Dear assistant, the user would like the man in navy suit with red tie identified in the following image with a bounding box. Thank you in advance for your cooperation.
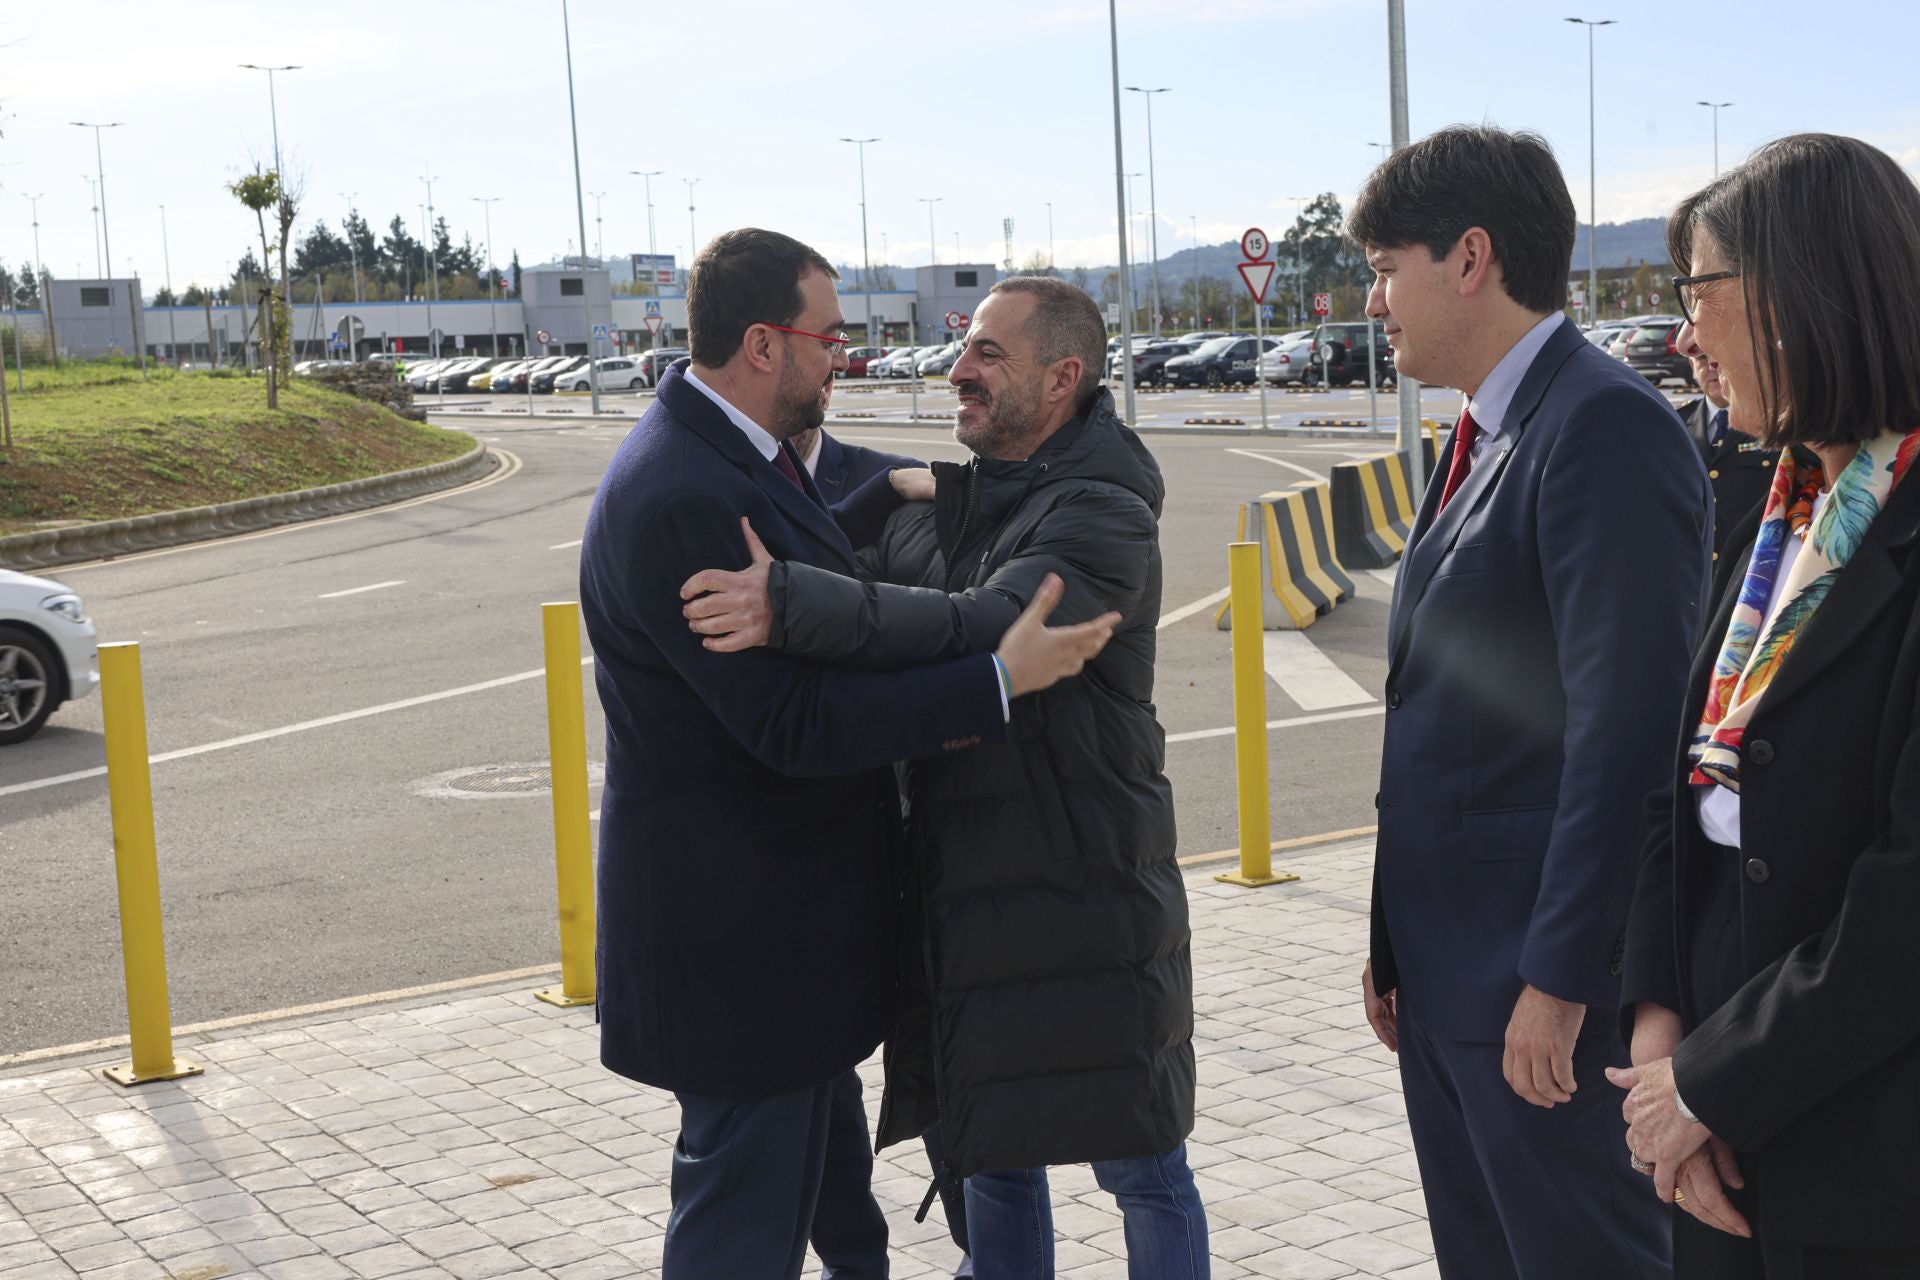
[1350,128,1710,1278]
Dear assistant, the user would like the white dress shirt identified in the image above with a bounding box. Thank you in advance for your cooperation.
[683,364,779,461]
[1463,312,1565,461]
[1694,489,1833,848]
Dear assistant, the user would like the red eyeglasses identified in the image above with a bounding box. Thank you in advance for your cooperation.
[762,322,851,350]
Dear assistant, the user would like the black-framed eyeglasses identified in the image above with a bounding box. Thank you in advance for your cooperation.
[1671,271,1740,324]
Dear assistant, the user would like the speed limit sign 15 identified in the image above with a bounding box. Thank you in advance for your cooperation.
[1240,227,1269,260]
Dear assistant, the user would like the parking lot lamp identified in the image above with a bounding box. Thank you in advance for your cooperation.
[1566,17,1615,330]
[1697,100,1732,176]
[841,138,879,345]
[473,197,501,357]
[1125,86,1169,337]
[628,171,663,295]
[341,192,362,306]
[159,205,177,363]
[1105,0,1135,427]
[559,0,600,414]
[684,178,701,265]
[72,123,122,347]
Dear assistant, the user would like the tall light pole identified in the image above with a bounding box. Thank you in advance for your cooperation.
[1125,86,1169,337]
[159,205,178,362]
[1284,193,1310,327]
[82,175,103,277]
[1697,100,1733,176]
[239,64,300,373]
[629,170,662,295]
[420,174,442,355]
[1123,172,1142,322]
[1045,201,1055,270]
[590,190,606,261]
[1566,17,1615,327]
[473,197,501,357]
[1106,0,1136,425]
[23,194,45,284]
[841,138,879,345]
[559,0,600,415]
[684,177,701,263]
[340,192,363,306]
[72,123,123,350]
[1367,141,1390,164]
[1390,0,1423,499]
[918,197,942,343]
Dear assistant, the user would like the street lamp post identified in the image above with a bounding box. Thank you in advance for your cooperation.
[1566,17,1616,327]
[340,192,363,307]
[917,197,942,344]
[684,178,701,263]
[1045,201,1054,270]
[590,190,606,262]
[72,122,123,350]
[840,138,879,345]
[1697,100,1733,176]
[159,205,178,363]
[83,176,102,278]
[473,197,501,357]
[1104,0,1136,426]
[1125,86,1169,337]
[629,170,663,297]
[1123,173,1142,325]
[559,0,601,415]
[420,175,443,357]
[240,64,300,377]
[1390,0,1422,499]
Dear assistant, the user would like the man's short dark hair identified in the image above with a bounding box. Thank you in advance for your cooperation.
[986,276,1107,410]
[1674,133,1920,448]
[1348,126,1576,313]
[686,228,837,366]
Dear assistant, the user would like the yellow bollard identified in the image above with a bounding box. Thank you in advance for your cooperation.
[534,602,598,1008]
[97,643,203,1087]
[1216,544,1299,890]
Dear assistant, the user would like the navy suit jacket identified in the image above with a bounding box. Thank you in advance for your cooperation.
[812,430,922,509]
[1370,316,1711,1042]
[579,364,1005,1098]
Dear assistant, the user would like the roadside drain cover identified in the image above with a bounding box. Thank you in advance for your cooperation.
[412,762,605,800]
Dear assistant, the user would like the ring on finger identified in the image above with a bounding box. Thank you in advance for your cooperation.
[1629,1156,1651,1175]
[1673,1189,1687,1205]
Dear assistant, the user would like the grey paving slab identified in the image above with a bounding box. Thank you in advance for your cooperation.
[1,842,1437,1277]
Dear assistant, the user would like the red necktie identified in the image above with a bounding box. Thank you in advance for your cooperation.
[772,442,807,492]
[1438,407,1479,512]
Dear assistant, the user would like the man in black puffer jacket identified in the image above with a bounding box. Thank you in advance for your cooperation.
[682,277,1204,1278]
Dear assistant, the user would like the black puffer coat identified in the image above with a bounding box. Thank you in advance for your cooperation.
[766,389,1193,1179]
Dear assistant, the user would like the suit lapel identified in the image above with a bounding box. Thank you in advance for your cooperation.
[813,433,850,503]
[658,370,858,572]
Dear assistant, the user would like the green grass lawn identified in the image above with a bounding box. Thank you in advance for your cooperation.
[0,365,474,537]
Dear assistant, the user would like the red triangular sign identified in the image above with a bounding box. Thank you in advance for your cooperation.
[1237,260,1276,303]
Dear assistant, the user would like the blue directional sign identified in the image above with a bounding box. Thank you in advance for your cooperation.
[644,300,661,316]
[1261,304,1275,323]
[591,323,612,340]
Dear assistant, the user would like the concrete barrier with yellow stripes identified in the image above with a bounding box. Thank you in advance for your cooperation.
[1215,484,1354,631]
[1330,450,1421,569]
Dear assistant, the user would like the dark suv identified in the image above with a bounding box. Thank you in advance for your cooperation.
[1624,319,1694,386]
[1114,339,1201,386]
[1163,335,1273,388]
[1307,321,1395,388]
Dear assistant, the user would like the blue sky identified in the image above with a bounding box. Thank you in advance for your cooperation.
[2,0,1914,290]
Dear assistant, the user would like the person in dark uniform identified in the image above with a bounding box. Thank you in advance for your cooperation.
[1669,203,1780,566]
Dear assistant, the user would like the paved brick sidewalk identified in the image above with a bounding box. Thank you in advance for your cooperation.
[0,839,1437,1280]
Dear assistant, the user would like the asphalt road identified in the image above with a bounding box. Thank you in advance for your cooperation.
[0,400,1423,1056]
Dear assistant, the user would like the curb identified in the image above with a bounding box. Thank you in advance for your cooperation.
[0,442,497,574]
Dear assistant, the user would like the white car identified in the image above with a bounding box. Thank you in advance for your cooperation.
[0,568,99,745]
[1258,331,1317,385]
[556,357,646,392]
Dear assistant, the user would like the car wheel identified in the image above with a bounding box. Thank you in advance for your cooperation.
[1302,367,1320,387]
[1204,367,1224,388]
[0,626,59,747]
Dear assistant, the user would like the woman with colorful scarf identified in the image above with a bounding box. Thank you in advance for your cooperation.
[1613,133,1920,1278]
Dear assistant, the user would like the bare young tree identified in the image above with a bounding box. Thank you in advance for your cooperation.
[228,168,284,408]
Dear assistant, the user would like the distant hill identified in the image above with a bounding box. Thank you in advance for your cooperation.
[1093,217,1671,282]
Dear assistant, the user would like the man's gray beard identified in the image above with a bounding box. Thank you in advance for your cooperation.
[955,374,1045,458]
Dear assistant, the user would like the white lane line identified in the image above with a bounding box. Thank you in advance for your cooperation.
[0,658,596,800]
[1224,448,1325,482]
[1262,632,1375,710]
[1368,566,1399,587]
[318,580,405,600]
[1157,587,1229,629]
[550,539,583,550]
[1166,704,1384,744]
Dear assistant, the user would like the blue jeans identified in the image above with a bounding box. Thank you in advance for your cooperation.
[963,1144,1209,1280]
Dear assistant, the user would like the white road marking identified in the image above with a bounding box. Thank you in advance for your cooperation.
[1165,703,1385,744]
[1224,448,1325,481]
[1368,566,1399,587]
[1262,632,1375,710]
[550,539,583,550]
[318,580,405,600]
[1157,587,1230,629]
[0,658,595,800]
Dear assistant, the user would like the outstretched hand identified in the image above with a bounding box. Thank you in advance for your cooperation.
[681,517,775,652]
[994,574,1120,697]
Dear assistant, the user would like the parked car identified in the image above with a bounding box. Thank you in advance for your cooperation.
[0,568,98,746]
[1606,328,1636,360]
[405,359,456,390]
[1584,323,1633,350]
[839,346,886,378]
[916,341,964,377]
[530,356,590,393]
[441,358,507,393]
[1110,339,1200,385]
[1177,331,1231,344]
[1258,331,1317,386]
[636,348,689,388]
[482,359,532,391]
[1306,321,1395,387]
[427,357,492,392]
[1162,335,1277,388]
[503,356,573,393]
[1623,318,1695,386]
[873,347,922,378]
[555,356,646,392]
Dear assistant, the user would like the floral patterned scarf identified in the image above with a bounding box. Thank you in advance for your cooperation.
[1691,426,1920,791]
